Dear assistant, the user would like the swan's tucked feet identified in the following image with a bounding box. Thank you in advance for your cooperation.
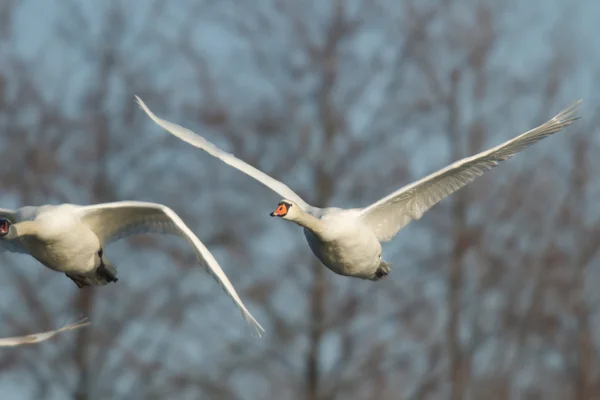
[372,260,392,281]
[65,269,118,288]
[97,259,118,284]
[65,256,119,288]
[66,274,87,288]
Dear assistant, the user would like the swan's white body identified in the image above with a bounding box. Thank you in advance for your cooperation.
[137,97,580,280]
[0,201,263,336]
[302,208,382,279]
[8,205,101,274]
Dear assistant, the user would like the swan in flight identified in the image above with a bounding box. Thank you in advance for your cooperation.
[0,318,89,347]
[136,96,580,281]
[0,201,264,336]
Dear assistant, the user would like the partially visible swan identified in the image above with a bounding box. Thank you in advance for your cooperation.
[0,201,264,336]
[137,97,580,281]
[0,318,89,347]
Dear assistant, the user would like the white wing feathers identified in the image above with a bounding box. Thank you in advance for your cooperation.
[135,96,317,214]
[79,201,181,245]
[79,201,264,337]
[0,318,89,347]
[0,208,17,222]
[360,100,581,242]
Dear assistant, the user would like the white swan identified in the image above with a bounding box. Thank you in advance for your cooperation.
[0,318,89,347]
[0,201,264,336]
[136,97,580,280]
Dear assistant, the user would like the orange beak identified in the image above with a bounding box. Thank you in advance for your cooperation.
[270,203,288,217]
[0,218,9,236]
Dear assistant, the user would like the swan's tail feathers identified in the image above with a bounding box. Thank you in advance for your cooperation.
[66,260,119,288]
[371,260,392,281]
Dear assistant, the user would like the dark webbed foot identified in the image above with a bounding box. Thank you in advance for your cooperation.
[65,270,118,288]
[64,249,119,288]
[66,274,86,288]
[96,248,118,283]
[97,262,118,283]
[375,268,388,279]
[371,260,392,281]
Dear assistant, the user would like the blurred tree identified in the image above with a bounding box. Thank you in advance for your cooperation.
[0,0,597,399]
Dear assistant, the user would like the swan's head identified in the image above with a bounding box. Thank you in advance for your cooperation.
[0,218,15,239]
[269,200,299,220]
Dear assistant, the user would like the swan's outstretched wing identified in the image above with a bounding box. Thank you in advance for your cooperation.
[360,101,581,242]
[0,208,28,254]
[0,208,18,221]
[136,96,317,214]
[78,201,264,337]
[0,318,89,347]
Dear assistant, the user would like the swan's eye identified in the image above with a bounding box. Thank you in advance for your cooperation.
[0,218,11,237]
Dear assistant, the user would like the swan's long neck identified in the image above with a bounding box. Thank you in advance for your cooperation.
[10,221,41,239]
[290,212,324,235]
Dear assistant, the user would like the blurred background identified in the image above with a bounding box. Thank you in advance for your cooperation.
[0,0,598,399]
